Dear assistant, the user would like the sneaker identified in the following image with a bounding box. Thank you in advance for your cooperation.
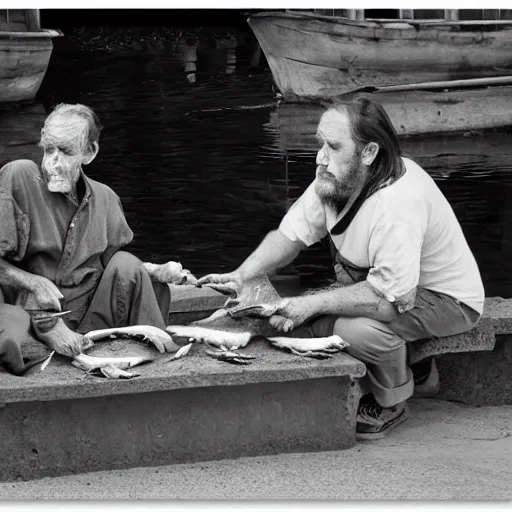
[413,358,440,398]
[356,395,408,441]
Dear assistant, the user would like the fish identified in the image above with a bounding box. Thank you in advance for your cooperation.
[169,275,350,358]
[40,350,55,371]
[165,325,252,350]
[268,335,350,359]
[72,353,153,372]
[164,342,194,362]
[99,364,140,379]
[84,325,180,353]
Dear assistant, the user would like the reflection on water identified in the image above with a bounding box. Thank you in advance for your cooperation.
[2,41,512,297]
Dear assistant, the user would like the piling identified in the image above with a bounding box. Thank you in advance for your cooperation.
[217,35,237,75]
[250,41,262,67]
[177,37,198,84]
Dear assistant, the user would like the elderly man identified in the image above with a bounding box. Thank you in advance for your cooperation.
[199,98,484,440]
[0,103,177,374]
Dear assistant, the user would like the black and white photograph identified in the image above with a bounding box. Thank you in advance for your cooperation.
[0,2,511,502]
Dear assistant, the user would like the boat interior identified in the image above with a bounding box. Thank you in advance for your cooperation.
[289,8,512,31]
[0,9,41,32]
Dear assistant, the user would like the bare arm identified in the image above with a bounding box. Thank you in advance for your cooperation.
[0,256,32,291]
[0,257,63,311]
[237,230,305,281]
[272,280,398,331]
[198,229,305,285]
[304,280,398,322]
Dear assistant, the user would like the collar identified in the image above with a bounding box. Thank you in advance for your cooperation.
[63,169,92,207]
[328,173,402,236]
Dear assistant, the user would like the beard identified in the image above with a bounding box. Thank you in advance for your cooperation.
[315,159,365,211]
[42,162,80,194]
[47,178,73,194]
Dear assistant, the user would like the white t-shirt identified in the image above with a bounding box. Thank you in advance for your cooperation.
[279,157,485,315]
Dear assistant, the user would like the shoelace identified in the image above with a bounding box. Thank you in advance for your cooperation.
[360,400,383,419]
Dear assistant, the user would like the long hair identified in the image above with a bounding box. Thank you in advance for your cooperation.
[329,97,404,197]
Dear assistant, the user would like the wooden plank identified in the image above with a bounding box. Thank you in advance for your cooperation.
[366,17,512,26]
[283,8,512,26]
[361,75,512,93]
[0,29,62,38]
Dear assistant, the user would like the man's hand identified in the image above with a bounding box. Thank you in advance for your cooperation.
[196,271,243,293]
[20,275,63,311]
[143,261,198,285]
[269,296,319,332]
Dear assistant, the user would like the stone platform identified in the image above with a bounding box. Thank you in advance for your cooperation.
[406,296,512,406]
[0,336,365,482]
[1,285,511,482]
[433,297,512,406]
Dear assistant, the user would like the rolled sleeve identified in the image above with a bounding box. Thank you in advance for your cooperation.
[279,183,328,247]
[367,218,422,313]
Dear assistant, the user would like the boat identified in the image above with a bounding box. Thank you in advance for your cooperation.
[272,79,512,136]
[248,9,512,134]
[271,101,512,166]
[0,9,61,103]
[248,9,512,101]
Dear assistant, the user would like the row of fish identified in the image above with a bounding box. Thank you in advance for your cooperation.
[36,273,350,379]
[60,324,349,379]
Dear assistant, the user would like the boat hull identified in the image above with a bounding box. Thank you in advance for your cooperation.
[274,86,512,139]
[0,32,55,103]
[248,12,512,100]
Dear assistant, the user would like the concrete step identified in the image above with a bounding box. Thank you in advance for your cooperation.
[2,286,511,482]
[0,337,365,482]
[413,297,512,406]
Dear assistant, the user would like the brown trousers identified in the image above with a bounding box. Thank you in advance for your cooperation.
[0,251,171,375]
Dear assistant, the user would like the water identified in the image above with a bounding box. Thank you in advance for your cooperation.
[2,37,512,297]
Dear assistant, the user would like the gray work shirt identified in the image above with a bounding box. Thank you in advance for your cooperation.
[0,159,134,313]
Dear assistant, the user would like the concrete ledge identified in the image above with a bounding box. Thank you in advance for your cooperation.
[0,339,365,404]
[436,334,512,406]
[410,297,512,406]
[408,297,512,365]
[483,296,512,335]
[168,285,226,313]
[167,284,226,324]
[0,375,363,482]
[0,339,365,482]
[408,316,495,365]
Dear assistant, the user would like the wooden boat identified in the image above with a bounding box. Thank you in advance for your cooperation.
[0,9,61,103]
[247,9,512,101]
[271,101,512,171]
[269,79,512,136]
[249,9,512,134]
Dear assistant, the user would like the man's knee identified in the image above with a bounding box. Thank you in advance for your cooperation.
[333,316,405,362]
[104,251,144,279]
[0,304,31,340]
[0,305,31,375]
